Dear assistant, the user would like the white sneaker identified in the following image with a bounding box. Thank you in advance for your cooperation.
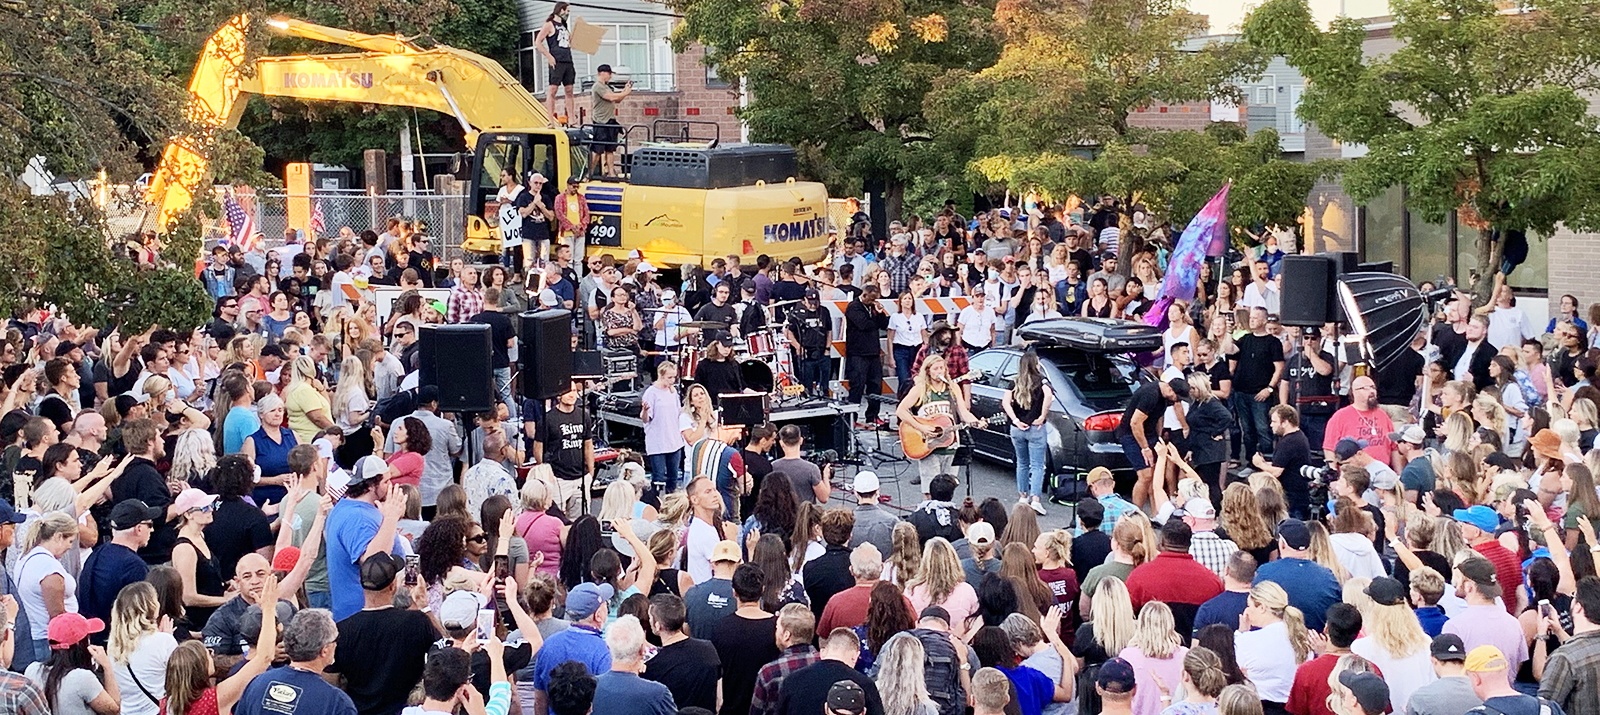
[1029,496,1047,516]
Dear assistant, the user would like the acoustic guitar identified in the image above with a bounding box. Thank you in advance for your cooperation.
[900,413,1008,460]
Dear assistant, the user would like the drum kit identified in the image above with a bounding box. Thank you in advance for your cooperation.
[646,299,808,410]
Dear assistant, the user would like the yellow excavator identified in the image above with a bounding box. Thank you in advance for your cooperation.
[144,14,833,266]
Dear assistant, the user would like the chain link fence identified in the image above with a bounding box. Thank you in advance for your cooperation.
[248,191,472,262]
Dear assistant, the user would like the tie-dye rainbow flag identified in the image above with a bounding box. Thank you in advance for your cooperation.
[1145,182,1230,329]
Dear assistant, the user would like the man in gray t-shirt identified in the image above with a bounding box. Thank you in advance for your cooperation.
[1407,635,1482,715]
[769,425,830,505]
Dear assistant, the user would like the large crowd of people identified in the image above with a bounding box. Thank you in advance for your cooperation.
[0,194,1592,715]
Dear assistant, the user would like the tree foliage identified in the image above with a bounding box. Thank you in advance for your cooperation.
[1243,0,1600,297]
[925,0,1323,234]
[668,0,1001,208]
[0,0,210,332]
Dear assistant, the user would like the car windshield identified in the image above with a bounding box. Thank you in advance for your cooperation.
[1039,347,1141,412]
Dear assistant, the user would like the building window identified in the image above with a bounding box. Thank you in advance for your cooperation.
[1253,77,1276,107]
[706,61,730,89]
[1285,86,1305,134]
[585,24,661,90]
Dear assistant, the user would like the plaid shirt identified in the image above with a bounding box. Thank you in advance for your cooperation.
[0,671,48,715]
[912,343,971,385]
[1540,630,1600,715]
[447,285,485,324]
[880,251,919,295]
[1188,530,1239,577]
[1098,494,1141,534]
[749,644,819,715]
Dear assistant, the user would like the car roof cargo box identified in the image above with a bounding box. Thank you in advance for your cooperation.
[629,144,799,189]
[1016,317,1163,352]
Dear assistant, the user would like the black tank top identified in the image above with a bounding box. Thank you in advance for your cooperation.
[546,17,572,63]
[176,536,226,629]
[1084,298,1113,318]
[1009,381,1047,424]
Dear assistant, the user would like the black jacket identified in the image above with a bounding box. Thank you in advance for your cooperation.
[1184,398,1233,465]
[843,298,889,357]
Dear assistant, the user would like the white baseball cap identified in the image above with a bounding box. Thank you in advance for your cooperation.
[853,471,880,494]
[1181,498,1216,520]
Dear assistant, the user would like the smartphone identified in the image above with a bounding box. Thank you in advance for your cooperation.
[492,556,514,628]
[404,554,420,586]
[1539,599,1554,619]
[476,608,496,641]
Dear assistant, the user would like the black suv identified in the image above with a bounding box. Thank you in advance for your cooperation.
[963,318,1160,488]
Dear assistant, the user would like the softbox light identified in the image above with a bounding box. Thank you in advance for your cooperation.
[1334,272,1427,373]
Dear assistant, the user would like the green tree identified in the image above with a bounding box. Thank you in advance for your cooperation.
[669,0,1000,215]
[0,0,210,332]
[1243,0,1600,300]
[927,0,1323,247]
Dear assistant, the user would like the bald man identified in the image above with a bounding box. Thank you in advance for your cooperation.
[65,412,106,471]
[203,552,291,674]
[1321,375,1396,467]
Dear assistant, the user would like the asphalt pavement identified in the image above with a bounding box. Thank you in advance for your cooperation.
[826,446,1079,532]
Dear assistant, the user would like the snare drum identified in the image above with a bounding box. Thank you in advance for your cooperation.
[745,331,777,356]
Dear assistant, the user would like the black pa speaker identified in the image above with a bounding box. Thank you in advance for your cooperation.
[1279,255,1336,327]
[418,324,494,413]
[520,310,574,401]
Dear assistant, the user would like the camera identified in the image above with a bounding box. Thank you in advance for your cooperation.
[1300,463,1336,513]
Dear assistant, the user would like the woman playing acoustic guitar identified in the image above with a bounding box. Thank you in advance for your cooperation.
[896,354,981,497]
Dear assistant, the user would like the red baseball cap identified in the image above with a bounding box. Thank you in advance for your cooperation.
[47,613,105,649]
[272,546,302,573]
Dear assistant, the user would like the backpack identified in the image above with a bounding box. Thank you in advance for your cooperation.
[374,388,417,427]
[910,628,965,715]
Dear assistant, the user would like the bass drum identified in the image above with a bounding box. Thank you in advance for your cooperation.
[739,359,774,394]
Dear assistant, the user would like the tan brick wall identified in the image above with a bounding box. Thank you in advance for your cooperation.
[573,43,744,146]
[1549,227,1600,306]
[1128,101,1223,131]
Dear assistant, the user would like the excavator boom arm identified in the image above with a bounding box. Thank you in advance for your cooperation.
[146,14,557,230]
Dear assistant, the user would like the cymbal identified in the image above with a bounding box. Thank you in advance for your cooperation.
[768,299,803,307]
[679,321,729,329]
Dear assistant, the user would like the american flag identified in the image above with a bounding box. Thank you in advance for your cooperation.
[309,199,325,238]
[222,194,258,251]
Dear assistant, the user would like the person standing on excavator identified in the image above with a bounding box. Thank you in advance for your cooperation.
[536,2,577,124]
[591,64,633,178]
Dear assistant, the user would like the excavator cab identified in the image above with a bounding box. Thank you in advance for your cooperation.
[462,129,583,254]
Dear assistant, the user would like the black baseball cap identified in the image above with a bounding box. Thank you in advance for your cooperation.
[1278,518,1312,550]
[1097,657,1137,694]
[825,681,866,715]
[1166,378,1190,400]
[360,552,403,591]
[109,500,164,530]
[596,64,614,74]
[1431,634,1467,661]
[1365,576,1407,607]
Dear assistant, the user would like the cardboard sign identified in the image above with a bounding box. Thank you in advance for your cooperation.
[569,16,607,56]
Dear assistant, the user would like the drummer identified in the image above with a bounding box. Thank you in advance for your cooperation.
[693,280,738,342]
[693,337,746,406]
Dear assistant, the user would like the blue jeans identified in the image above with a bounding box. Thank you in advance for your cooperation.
[306,590,332,609]
[494,367,515,419]
[1231,391,1275,461]
[1010,424,1049,498]
[893,344,919,395]
[648,448,684,492]
[798,355,831,396]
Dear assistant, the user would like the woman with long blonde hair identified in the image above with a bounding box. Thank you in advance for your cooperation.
[884,521,921,588]
[877,632,939,715]
[1221,483,1275,565]
[1349,578,1435,708]
[896,353,981,491]
[1235,581,1313,708]
[1032,529,1078,615]
[679,383,717,445]
[1117,601,1188,715]
[109,582,176,715]
[282,355,332,443]
[1440,411,1476,456]
[1089,577,1137,658]
[906,538,979,636]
